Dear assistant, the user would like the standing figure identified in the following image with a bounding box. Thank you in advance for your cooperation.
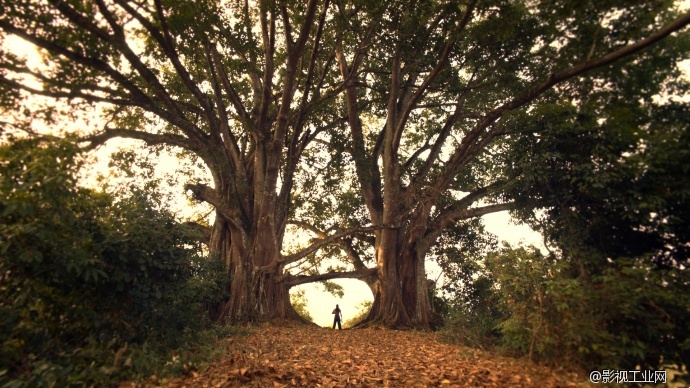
[332,304,342,330]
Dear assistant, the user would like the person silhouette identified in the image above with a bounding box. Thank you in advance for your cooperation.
[332,304,342,330]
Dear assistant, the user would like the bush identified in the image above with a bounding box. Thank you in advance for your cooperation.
[0,138,229,386]
[442,276,504,350]
[343,301,372,328]
[589,258,690,371]
[443,243,690,376]
[485,246,599,363]
[290,289,314,323]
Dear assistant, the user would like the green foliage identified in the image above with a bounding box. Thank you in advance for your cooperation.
[467,41,690,373]
[501,45,690,271]
[485,246,593,362]
[434,220,501,341]
[433,219,497,302]
[343,301,372,329]
[444,244,690,373]
[290,289,313,323]
[442,274,505,350]
[0,138,229,386]
[493,246,689,371]
[590,258,690,371]
[320,280,345,298]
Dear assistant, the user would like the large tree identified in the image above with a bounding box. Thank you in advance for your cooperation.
[324,0,690,328]
[1,0,688,327]
[0,0,377,323]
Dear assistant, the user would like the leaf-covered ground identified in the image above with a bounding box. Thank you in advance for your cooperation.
[133,322,586,387]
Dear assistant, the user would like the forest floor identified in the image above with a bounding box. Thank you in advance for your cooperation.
[128,322,588,387]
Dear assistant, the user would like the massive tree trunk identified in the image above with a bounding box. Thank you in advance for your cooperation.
[208,215,300,323]
[182,0,326,324]
[365,228,412,328]
[363,217,436,329]
[400,241,434,328]
[400,207,437,328]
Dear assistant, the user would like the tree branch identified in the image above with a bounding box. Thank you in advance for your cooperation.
[0,21,150,107]
[273,0,319,144]
[83,127,200,152]
[112,0,214,114]
[185,183,247,231]
[289,220,372,269]
[408,98,465,188]
[202,45,252,225]
[207,42,260,135]
[424,202,514,249]
[336,41,384,224]
[258,2,276,132]
[431,11,690,198]
[498,10,690,115]
[283,267,377,287]
[279,223,401,266]
[0,75,131,106]
[52,0,192,130]
[392,1,476,150]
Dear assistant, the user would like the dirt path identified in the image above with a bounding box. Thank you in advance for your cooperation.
[147,323,585,387]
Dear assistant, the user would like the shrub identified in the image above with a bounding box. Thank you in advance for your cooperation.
[343,301,372,328]
[290,289,314,323]
[0,138,228,386]
[445,243,690,375]
[442,276,504,350]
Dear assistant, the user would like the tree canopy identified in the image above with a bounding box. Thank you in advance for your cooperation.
[1,0,689,328]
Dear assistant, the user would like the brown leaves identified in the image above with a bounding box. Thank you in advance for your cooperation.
[148,323,583,387]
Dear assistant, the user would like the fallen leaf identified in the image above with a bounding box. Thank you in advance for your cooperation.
[159,323,585,387]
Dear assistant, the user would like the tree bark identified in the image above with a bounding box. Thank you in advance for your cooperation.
[363,227,412,328]
[400,243,433,328]
[361,221,437,329]
[209,216,300,323]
